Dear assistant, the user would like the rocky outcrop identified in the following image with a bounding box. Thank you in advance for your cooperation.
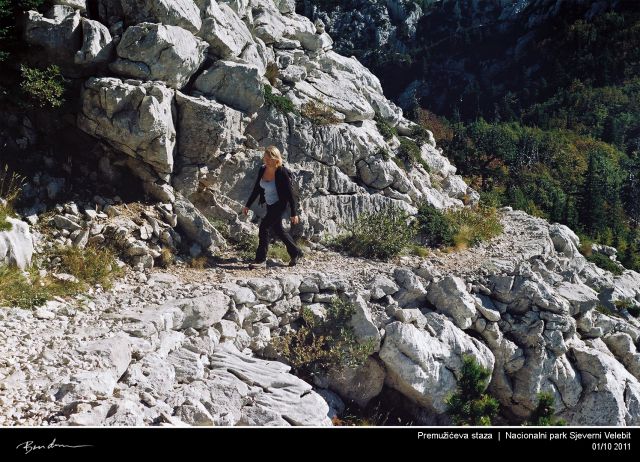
[18,1,477,251]
[380,317,494,413]
[109,22,208,89]
[0,217,34,270]
[77,78,177,178]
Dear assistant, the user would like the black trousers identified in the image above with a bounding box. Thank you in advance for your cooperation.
[255,201,300,262]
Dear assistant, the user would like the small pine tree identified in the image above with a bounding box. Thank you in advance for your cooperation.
[528,392,567,426]
[445,355,499,426]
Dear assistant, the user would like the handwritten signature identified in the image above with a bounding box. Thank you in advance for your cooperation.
[16,438,93,454]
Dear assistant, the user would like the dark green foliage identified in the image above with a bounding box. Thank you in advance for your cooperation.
[415,203,454,247]
[596,304,623,319]
[19,64,66,108]
[0,207,11,231]
[443,119,639,271]
[376,147,390,161]
[264,84,296,113]
[306,1,640,273]
[528,392,567,426]
[270,296,376,378]
[585,252,624,276]
[374,114,397,140]
[415,202,502,249]
[330,207,416,260]
[397,136,430,171]
[445,355,499,426]
[614,299,639,317]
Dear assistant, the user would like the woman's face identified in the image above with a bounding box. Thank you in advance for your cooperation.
[263,153,274,167]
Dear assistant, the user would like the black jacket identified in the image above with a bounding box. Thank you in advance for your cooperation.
[245,165,300,216]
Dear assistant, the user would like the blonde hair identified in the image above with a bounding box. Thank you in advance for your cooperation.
[264,145,283,168]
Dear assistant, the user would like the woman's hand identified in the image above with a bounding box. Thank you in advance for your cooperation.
[291,215,300,225]
[242,206,249,215]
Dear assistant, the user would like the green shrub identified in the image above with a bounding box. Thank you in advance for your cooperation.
[377,148,390,161]
[20,64,66,108]
[527,392,567,426]
[415,203,455,247]
[416,203,502,249]
[615,299,639,317]
[331,207,416,260]
[46,245,122,289]
[0,205,11,231]
[0,265,79,309]
[586,252,624,275]
[446,206,503,249]
[596,304,623,319]
[270,296,376,378]
[374,114,397,140]
[407,243,430,257]
[301,100,341,125]
[264,84,295,114]
[445,355,500,426]
[397,136,431,171]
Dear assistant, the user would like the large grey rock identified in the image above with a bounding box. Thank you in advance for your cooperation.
[55,371,118,403]
[344,293,381,351]
[194,60,265,113]
[175,91,246,166]
[78,78,176,177]
[104,400,147,426]
[219,282,258,306]
[168,347,206,382]
[327,357,385,408]
[23,9,82,64]
[556,281,600,315]
[76,334,132,380]
[294,73,375,123]
[171,374,248,425]
[392,267,428,307]
[197,2,254,58]
[549,223,581,258]
[603,333,640,381]
[368,274,399,300]
[74,17,114,66]
[110,23,208,89]
[209,343,332,426]
[566,341,640,425]
[174,193,227,253]
[427,276,477,329]
[56,0,87,10]
[169,292,232,330]
[0,217,34,270]
[245,279,283,303]
[120,0,202,33]
[380,318,494,413]
[123,353,176,395]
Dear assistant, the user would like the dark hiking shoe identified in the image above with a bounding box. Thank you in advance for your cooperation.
[288,250,305,267]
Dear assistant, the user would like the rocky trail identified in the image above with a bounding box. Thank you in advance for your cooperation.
[3,208,640,426]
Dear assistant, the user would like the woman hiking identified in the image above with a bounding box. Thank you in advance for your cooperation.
[242,145,304,268]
